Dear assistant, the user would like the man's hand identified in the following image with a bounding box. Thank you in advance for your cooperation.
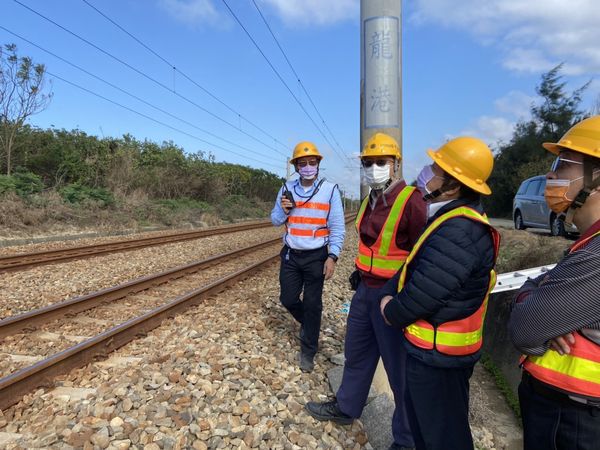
[281,197,293,214]
[550,332,575,355]
[380,295,393,326]
[323,257,336,280]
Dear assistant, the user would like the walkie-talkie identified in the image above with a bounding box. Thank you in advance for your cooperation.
[282,184,296,209]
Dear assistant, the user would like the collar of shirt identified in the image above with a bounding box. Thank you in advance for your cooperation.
[293,177,320,194]
[571,217,600,250]
[369,179,404,208]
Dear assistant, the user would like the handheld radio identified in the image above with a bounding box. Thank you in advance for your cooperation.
[281,183,296,209]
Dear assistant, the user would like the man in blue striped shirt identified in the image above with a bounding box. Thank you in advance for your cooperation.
[509,116,600,450]
[271,141,345,372]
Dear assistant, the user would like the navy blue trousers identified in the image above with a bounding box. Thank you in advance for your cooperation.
[519,375,600,450]
[336,282,414,447]
[405,355,474,450]
[278,245,327,358]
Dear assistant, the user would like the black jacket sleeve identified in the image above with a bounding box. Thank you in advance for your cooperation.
[383,218,481,330]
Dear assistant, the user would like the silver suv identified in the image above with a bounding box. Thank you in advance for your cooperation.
[513,175,578,236]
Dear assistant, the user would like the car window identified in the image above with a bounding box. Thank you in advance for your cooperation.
[517,181,529,195]
[525,179,541,196]
[536,178,547,196]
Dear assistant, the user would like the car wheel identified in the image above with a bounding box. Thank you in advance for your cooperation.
[514,211,525,230]
[550,215,565,237]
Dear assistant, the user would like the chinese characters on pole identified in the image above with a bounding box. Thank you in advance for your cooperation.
[364,17,399,129]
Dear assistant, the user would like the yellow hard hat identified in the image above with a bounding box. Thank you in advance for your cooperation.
[427,137,494,196]
[361,133,401,160]
[290,141,323,163]
[543,115,600,158]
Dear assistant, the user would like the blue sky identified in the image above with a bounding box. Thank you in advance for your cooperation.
[3,0,599,198]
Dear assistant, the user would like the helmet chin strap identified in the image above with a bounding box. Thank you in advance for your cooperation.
[423,188,443,202]
[563,158,600,224]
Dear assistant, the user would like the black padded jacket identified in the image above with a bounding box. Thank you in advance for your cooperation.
[381,198,497,368]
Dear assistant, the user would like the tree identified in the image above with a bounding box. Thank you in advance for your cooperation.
[485,65,589,217]
[0,44,53,175]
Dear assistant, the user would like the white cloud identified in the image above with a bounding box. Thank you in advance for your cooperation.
[462,116,515,148]
[411,0,600,75]
[259,0,359,26]
[459,90,539,149]
[159,0,358,27]
[494,91,535,120]
[159,0,218,25]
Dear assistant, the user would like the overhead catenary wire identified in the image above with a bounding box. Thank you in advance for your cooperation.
[80,0,289,152]
[44,70,284,170]
[0,26,283,164]
[249,0,351,163]
[11,0,288,158]
[219,0,351,165]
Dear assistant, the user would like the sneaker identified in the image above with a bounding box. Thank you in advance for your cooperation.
[305,401,353,425]
[298,352,314,372]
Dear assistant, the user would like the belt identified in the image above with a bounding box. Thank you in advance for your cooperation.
[522,371,600,409]
[285,245,326,255]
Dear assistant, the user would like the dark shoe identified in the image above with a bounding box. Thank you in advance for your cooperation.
[388,445,415,450]
[298,352,314,372]
[305,401,353,425]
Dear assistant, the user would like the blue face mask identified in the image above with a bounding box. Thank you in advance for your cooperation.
[416,165,435,194]
[298,165,318,180]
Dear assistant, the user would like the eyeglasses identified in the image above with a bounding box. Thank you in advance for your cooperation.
[296,160,319,167]
[362,159,391,168]
[551,156,583,172]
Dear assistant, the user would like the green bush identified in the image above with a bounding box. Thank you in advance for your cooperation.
[59,184,114,207]
[0,172,44,197]
[0,175,17,195]
[156,198,211,211]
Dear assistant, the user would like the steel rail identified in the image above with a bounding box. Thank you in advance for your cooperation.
[0,253,279,411]
[0,237,281,339]
[0,214,355,410]
[0,220,272,273]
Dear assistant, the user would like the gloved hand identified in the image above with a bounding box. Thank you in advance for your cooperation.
[349,270,361,291]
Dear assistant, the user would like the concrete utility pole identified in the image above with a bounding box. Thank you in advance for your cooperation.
[360,0,402,199]
[286,157,291,179]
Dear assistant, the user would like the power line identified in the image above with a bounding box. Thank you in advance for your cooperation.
[11,0,288,158]
[0,25,282,164]
[249,0,350,162]
[80,0,289,152]
[44,70,284,170]
[219,0,351,165]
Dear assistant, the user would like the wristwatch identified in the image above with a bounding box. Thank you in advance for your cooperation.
[328,253,338,262]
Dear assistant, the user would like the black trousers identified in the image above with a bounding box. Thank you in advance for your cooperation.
[405,354,474,450]
[278,245,327,358]
[519,373,600,450]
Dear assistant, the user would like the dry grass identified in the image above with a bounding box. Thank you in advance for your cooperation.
[496,229,570,273]
[0,191,269,239]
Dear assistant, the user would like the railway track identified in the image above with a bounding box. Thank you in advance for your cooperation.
[0,220,272,273]
[0,214,355,411]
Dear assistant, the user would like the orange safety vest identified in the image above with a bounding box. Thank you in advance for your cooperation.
[400,207,500,356]
[354,186,416,279]
[521,230,600,400]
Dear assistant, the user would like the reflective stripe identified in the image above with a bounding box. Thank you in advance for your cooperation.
[357,252,407,270]
[288,228,330,237]
[400,208,499,356]
[354,186,415,278]
[379,187,415,256]
[296,201,330,211]
[287,216,328,226]
[521,231,600,400]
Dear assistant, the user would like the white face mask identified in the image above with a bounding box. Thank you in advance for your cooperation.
[363,164,391,190]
